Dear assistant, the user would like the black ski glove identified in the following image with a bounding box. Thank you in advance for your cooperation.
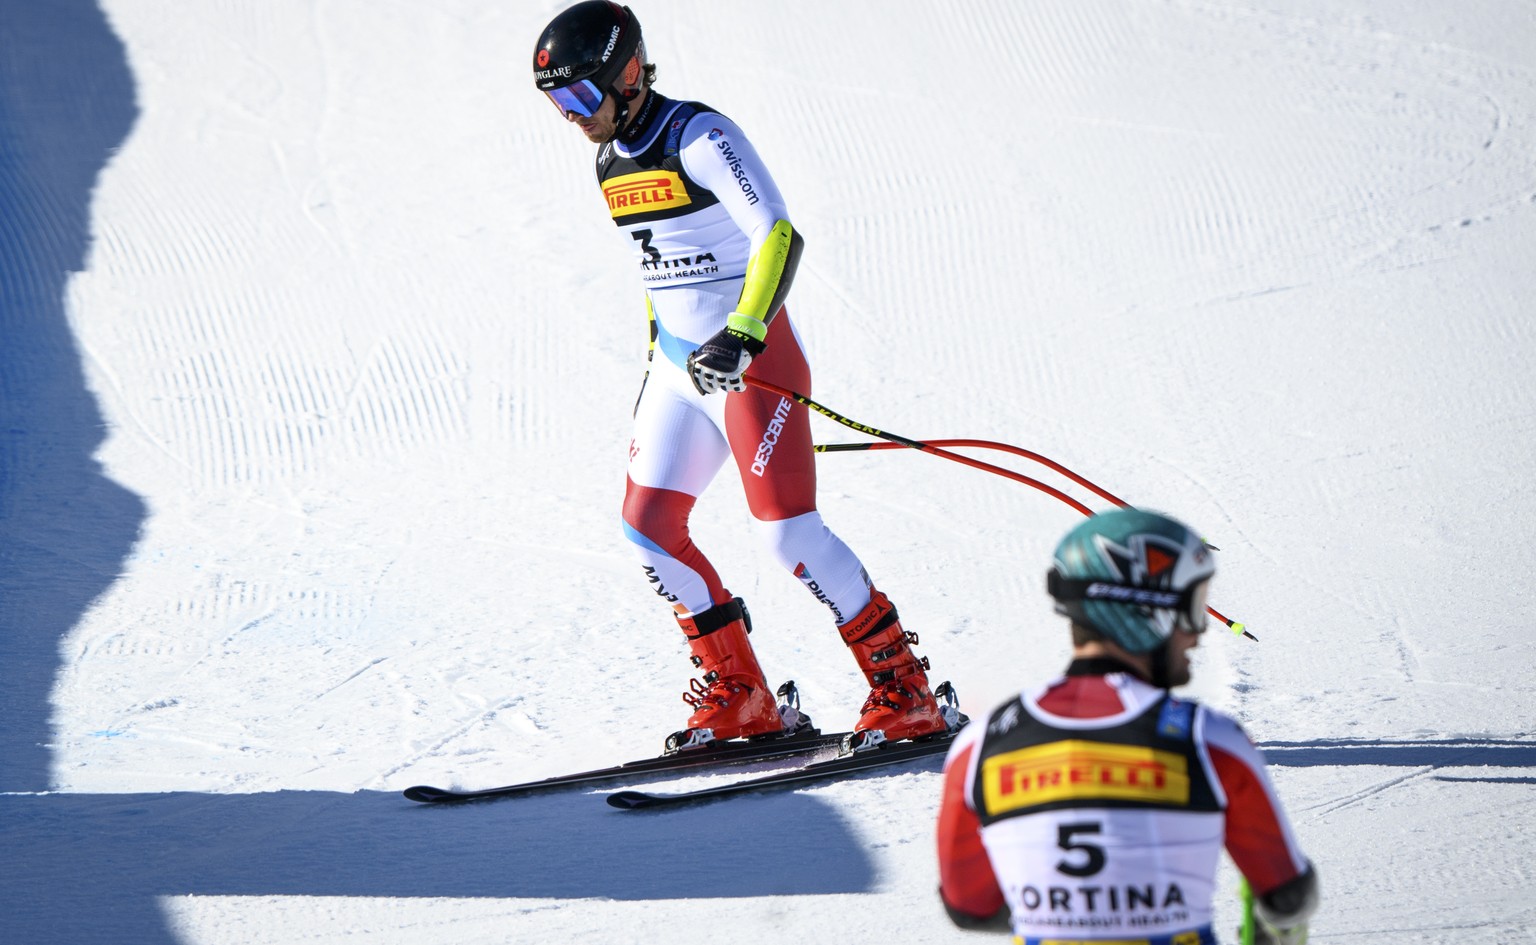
[687,327,765,395]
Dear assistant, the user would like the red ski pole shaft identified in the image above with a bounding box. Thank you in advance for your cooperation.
[815,439,1132,509]
[745,376,1256,641]
[746,377,1095,516]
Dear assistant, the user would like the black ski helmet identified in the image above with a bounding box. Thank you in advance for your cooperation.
[533,2,648,122]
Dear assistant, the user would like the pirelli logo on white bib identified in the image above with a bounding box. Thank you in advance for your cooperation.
[603,171,691,217]
[982,740,1190,815]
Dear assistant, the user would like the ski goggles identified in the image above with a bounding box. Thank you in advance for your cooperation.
[545,79,605,118]
[1049,573,1211,633]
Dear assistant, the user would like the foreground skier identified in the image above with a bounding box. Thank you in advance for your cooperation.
[533,2,954,751]
[937,508,1319,944]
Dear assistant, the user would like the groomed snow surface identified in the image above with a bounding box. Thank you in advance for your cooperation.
[3,1,1534,943]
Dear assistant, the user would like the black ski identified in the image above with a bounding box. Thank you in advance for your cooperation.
[606,728,961,810]
[402,727,847,804]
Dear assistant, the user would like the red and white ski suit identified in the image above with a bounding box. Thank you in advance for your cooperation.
[937,662,1313,944]
[596,90,872,622]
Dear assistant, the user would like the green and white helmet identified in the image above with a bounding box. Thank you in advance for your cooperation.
[1047,507,1215,653]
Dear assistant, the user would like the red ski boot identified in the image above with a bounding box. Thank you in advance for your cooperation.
[838,588,951,750]
[666,597,785,752]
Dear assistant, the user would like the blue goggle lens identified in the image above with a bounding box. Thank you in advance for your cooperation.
[545,80,605,118]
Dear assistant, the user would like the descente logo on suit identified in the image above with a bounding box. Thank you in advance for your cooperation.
[750,397,793,477]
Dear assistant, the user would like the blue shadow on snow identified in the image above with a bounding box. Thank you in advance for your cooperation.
[1259,737,1536,778]
[0,0,146,791]
[0,786,878,944]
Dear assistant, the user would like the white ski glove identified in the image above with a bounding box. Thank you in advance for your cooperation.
[687,326,764,395]
[1248,866,1319,945]
[1253,920,1309,945]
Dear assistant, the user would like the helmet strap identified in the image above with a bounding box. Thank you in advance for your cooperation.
[612,82,656,144]
[606,94,629,142]
[1149,643,1172,689]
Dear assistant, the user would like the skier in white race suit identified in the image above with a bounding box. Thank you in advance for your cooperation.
[937,508,1319,945]
[533,2,955,751]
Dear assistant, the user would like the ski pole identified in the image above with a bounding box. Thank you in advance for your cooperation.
[815,439,1132,509]
[1240,877,1256,945]
[744,375,1255,641]
[746,377,1096,515]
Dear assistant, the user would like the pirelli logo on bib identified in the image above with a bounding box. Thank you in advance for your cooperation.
[603,171,690,217]
[982,740,1190,815]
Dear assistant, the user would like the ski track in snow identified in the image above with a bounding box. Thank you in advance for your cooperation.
[4,1,1535,943]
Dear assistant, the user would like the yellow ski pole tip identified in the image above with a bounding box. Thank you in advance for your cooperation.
[1228,621,1246,636]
